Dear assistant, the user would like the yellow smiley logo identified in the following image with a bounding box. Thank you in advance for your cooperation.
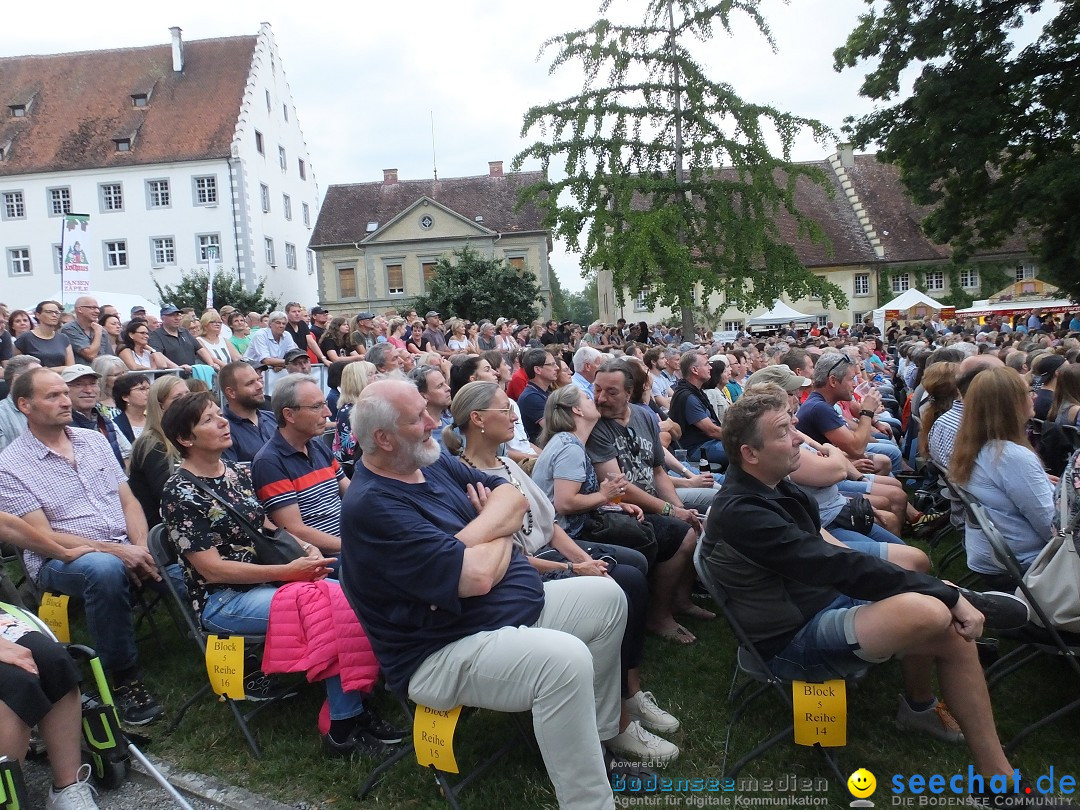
[847,768,877,798]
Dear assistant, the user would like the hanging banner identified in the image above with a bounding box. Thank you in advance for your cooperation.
[60,214,93,304]
[205,244,221,310]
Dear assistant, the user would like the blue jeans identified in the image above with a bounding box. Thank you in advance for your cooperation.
[39,551,137,674]
[768,595,884,682]
[202,585,365,720]
[867,440,903,474]
[826,522,904,558]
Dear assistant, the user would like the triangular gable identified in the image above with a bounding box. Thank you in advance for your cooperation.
[363,196,496,244]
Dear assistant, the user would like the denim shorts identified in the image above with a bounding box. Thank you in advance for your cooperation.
[767,595,887,682]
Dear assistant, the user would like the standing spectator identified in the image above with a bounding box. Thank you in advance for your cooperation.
[227,311,252,356]
[99,311,124,356]
[386,317,408,350]
[8,309,33,341]
[149,305,213,373]
[118,320,174,370]
[351,312,378,355]
[477,321,497,351]
[446,319,469,354]
[285,301,326,365]
[309,306,330,342]
[60,296,107,362]
[319,317,354,363]
[15,301,74,369]
[197,309,242,371]
[244,312,298,384]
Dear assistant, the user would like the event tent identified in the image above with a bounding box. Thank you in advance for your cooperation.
[57,290,159,316]
[746,300,816,329]
[872,289,945,333]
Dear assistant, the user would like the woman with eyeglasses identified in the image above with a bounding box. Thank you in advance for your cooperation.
[118,319,175,371]
[13,301,74,369]
[113,373,151,443]
[197,309,241,371]
[445,381,680,765]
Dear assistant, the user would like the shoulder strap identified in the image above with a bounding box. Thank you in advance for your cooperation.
[177,468,263,539]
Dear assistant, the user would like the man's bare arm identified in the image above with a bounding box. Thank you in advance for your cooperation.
[0,512,92,563]
[454,483,527,547]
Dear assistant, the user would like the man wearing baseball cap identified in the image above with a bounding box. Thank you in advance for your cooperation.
[61,364,129,467]
[149,305,213,373]
[420,311,450,357]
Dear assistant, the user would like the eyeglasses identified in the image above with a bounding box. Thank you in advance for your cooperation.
[132,384,151,392]
[133,329,149,336]
[288,401,328,412]
[478,406,514,416]
[39,309,61,316]
[78,305,100,310]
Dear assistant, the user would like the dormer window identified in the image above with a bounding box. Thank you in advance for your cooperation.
[114,139,131,152]
[131,94,148,108]
[10,105,26,117]
[366,221,378,233]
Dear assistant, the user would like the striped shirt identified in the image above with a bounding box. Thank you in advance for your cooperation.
[0,426,129,582]
[251,431,344,535]
[928,401,963,469]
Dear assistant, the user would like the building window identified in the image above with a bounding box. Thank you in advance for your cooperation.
[306,250,314,275]
[52,244,63,274]
[8,248,31,276]
[10,105,26,117]
[278,146,287,171]
[298,158,306,180]
[925,270,945,291]
[114,139,131,152]
[387,264,404,295]
[193,176,217,205]
[817,314,829,328]
[890,273,910,293]
[634,287,650,311]
[260,184,270,213]
[853,311,869,325]
[147,179,170,208]
[285,243,297,270]
[421,261,438,288]
[48,187,71,216]
[151,237,175,266]
[338,267,357,298]
[100,183,123,212]
[265,89,272,112]
[282,194,292,221]
[197,234,221,262]
[302,202,310,227]
[960,268,980,289]
[131,94,148,107]
[2,191,25,219]
[507,256,526,272]
[104,240,128,270]
[283,103,289,122]
[1016,262,1035,282]
[853,273,870,297]
[264,238,275,265]
[723,321,744,332]
[255,130,264,155]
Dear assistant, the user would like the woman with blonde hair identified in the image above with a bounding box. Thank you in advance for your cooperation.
[918,361,959,460]
[333,360,377,473]
[128,375,188,527]
[446,382,680,763]
[92,354,129,417]
[197,308,241,370]
[446,319,468,354]
[951,367,1053,586]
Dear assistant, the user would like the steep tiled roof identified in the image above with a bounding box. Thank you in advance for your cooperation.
[0,36,256,176]
[843,154,1029,262]
[310,170,549,247]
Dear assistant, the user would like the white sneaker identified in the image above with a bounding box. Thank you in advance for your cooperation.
[47,764,99,810]
[625,690,680,733]
[606,719,680,765]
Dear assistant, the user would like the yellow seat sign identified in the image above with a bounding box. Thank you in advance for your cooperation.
[205,635,245,700]
[792,680,847,747]
[413,704,462,774]
[37,593,71,643]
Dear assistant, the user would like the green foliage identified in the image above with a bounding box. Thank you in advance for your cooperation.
[514,0,847,330]
[551,270,600,324]
[410,246,541,324]
[152,269,279,315]
[874,261,1013,309]
[835,1,1080,302]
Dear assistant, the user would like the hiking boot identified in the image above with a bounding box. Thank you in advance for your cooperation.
[895,695,964,743]
[606,720,679,766]
[356,707,407,744]
[46,764,99,810]
[912,510,949,536]
[322,727,390,760]
[958,589,1030,630]
[625,690,680,734]
[113,679,163,726]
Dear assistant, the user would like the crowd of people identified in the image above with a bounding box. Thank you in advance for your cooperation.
[1,297,1078,809]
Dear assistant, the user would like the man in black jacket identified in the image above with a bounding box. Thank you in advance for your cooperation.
[702,384,1040,804]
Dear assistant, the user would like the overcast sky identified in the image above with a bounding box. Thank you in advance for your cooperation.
[4,0,892,292]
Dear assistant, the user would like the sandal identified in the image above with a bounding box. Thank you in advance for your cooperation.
[651,624,696,645]
[676,604,716,621]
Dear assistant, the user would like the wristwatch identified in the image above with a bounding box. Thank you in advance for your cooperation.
[566,561,575,575]
[859,409,875,419]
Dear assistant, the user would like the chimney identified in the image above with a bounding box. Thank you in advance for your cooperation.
[488,160,504,177]
[838,142,855,170]
[170,27,184,72]
[383,168,398,185]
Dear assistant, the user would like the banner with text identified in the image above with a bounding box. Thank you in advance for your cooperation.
[60,214,93,304]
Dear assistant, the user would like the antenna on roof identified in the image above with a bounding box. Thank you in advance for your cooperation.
[430,111,438,181]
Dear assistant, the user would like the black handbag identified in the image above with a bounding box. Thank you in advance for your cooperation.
[833,494,875,536]
[178,470,306,565]
[580,508,659,568]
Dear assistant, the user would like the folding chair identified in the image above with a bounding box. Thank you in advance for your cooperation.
[692,542,851,781]
[357,695,535,809]
[146,524,291,757]
[949,487,1080,755]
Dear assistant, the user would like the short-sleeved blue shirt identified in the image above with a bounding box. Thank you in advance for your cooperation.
[340,451,544,693]
[795,391,846,446]
[222,406,277,463]
[252,431,344,535]
[516,382,549,443]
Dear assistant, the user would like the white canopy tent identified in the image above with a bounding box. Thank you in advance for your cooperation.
[746,300,816,330]
[872,289,944,333]
[56,290,159,318]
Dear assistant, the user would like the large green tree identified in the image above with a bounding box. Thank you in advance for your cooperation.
[153,269,280,315]
[514,0,846,333]
[835,1,1080,300]
[411,246,542,324]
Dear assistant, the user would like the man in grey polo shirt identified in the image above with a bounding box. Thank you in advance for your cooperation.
[61,295,108,361]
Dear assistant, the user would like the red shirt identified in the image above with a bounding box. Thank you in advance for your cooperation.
[507,367,528,400]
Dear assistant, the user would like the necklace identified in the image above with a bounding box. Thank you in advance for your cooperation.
[460,452,534,536]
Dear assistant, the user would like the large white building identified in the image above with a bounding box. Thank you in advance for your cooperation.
[0,24,319,310]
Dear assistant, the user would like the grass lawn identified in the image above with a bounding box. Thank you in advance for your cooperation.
[5,528,1077,809]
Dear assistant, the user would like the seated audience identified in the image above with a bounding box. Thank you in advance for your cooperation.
[62,364,130,466]
[0,357,39,453]
[219,361,276,464]
[333,361,377,473]
[112,373,151,444]
[408,364,453,444]
[128,376,188,528]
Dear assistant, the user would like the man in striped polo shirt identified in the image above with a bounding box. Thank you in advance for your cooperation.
[252,374,348,557]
